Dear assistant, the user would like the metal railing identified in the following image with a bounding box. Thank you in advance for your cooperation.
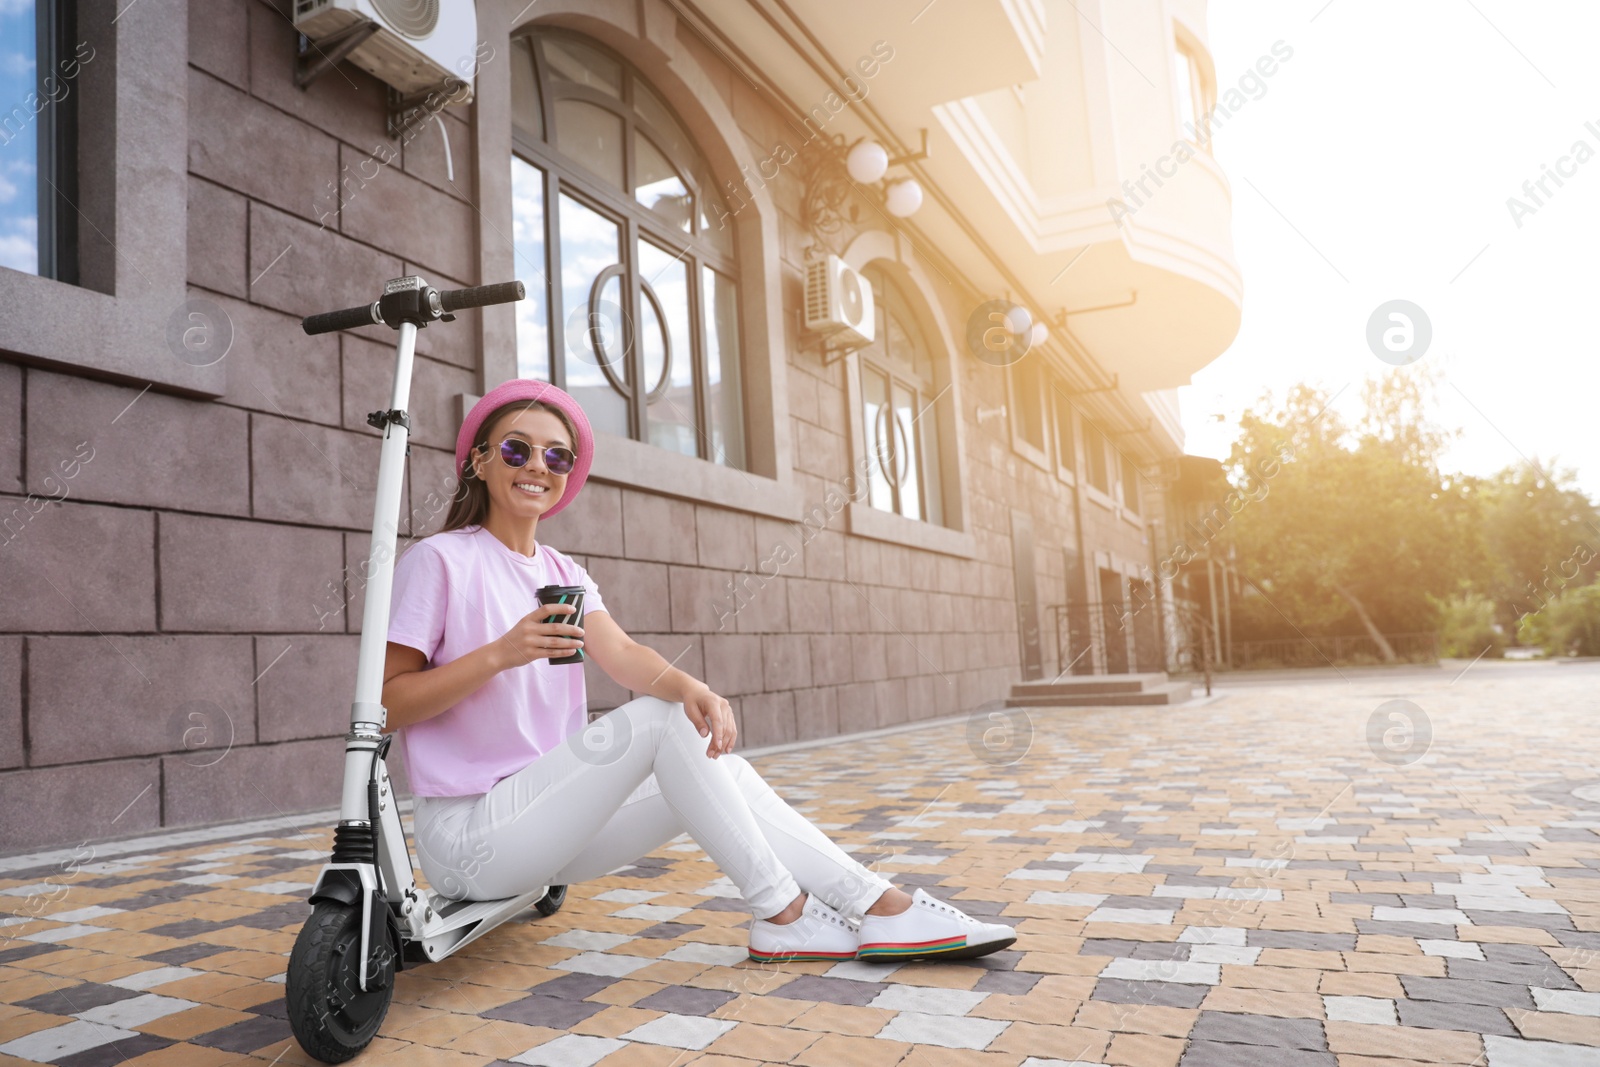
[1043,594,1439,684]
[1043,596,1219,695]
[1164,597,1219,693]
[1226,631,1440,670]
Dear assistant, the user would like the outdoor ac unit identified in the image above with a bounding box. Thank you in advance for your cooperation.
[804,254,874,347]
[294,0,479,101]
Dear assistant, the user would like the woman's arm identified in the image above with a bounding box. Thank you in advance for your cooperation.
[380,641,504,733]
[580,610,737,757]
[380,603,587,733]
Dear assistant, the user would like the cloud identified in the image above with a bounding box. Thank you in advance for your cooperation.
[0,157,33,203]
[0,230,37,272]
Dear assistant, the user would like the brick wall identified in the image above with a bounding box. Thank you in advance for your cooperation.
[0,0,1154,854]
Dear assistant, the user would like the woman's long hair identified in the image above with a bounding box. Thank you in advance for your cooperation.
[436,399,579,535]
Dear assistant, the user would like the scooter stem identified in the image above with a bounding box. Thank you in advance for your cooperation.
[341,319,419,824]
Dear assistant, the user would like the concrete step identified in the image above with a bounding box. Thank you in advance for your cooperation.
[1004,681,1194,707]
[1009,673,1171,697]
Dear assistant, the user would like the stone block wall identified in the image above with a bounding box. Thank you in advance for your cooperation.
[0,0,1163,854]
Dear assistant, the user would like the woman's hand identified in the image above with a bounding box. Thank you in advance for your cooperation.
[571,612,735,757]
[492,603,585,670]
[681,683,736,758]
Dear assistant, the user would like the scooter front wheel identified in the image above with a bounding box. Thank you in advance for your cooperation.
[286,901,395,1063]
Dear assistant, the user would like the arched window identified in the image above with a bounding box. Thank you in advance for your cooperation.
[858,265,943,525]
[507,30,744,468]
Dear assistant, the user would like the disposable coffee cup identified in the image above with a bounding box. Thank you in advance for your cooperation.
[536,585,586,665]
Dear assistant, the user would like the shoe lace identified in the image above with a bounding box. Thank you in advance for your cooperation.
[919,895,982,925]
[806,902,848,928]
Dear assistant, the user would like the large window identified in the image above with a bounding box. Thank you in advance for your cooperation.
[1,0,79,281]
[1174,36,1214,152]
[858,265,943,525]
[508,31,744,468]
[1051,380,1076,482]
[1084,419,1111,495]
[1174,46,1198,138]
[1120,451,1141,515]
[1010,356,1047,457]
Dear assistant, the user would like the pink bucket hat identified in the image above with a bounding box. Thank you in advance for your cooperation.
[455,380,594,520]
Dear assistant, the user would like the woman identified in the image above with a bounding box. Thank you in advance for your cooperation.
[380,379,1015,963]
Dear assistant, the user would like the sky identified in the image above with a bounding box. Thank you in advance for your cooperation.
[1176,0,1600,499]
[0,0,38,273]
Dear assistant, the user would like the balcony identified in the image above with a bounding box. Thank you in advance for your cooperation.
[709,1,1241,396]
[775,0,1048,101]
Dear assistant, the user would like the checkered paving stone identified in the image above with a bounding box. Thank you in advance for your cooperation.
[3,662,1600,1065]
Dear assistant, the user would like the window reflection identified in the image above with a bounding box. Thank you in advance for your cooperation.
[1053,385,1076,475]
[639,243,697,457]
[858,266,943,524]
[863,368,894,513]
[634,133,692,231]
[1013,358,1046,452]
[1086,421,1110,493]
[698,187,735,259]
[633,82,692,164]
[892,381,921,521]
[509,35,543,140]
[542,37,621,97]
[558,193,628,437]
[1,1,40,274]
[1175,47,1198,137]
[509,29,744,468]
[702,267,744,468]
[510,157,548,381]
[554,99,624,190]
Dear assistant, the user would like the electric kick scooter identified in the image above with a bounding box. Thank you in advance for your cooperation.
[285,276,568,1062]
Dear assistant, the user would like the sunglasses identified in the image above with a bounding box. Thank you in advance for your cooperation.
[476,437,577,476]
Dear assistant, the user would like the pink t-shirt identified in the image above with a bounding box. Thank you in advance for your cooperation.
[385,524,608,797]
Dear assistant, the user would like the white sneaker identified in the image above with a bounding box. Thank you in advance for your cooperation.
[855,888,1017,962]
[748,893,860,963]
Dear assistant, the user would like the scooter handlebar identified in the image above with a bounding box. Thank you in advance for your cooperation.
[301,302,382,336]
[300,281,524,336]
[439,281,525,312]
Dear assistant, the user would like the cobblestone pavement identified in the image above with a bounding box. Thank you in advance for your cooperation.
[2,660,1598,1067]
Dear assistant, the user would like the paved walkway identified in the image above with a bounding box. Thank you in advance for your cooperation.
[1,660,1598,1067]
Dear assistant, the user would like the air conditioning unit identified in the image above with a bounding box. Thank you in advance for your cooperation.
[804,254,874,348]
[294,0,479,102]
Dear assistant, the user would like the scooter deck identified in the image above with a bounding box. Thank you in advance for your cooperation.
[407,887,551,963]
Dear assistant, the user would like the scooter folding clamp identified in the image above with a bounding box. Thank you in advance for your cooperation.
[365,408,412,432]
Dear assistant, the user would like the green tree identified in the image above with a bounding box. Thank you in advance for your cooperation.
[1219,368,1473,661]
[1519,581,1600,656]
[1474,461,1600,637]
[1430,590,1503,658]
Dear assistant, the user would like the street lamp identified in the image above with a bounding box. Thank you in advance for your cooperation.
[803,132,931,238]
[884,177,924,217]
[846,140,889,183]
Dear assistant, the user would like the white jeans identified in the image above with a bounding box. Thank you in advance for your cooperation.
[410,695,896,921]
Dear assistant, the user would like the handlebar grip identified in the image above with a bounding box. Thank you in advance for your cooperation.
[440,281,525,313]
[302,302,382,336]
